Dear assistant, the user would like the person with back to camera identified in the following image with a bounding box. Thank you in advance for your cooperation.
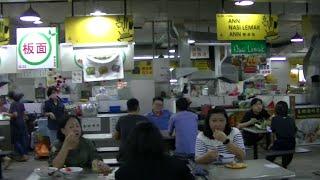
[266,101,297,169]
[115,122,194,180]
[195,107,245,164]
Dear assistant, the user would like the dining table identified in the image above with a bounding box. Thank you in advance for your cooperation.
[243,126,270,159]
[202,159,295,180]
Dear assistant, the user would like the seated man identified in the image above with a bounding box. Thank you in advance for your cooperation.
[297,119,320,143]
[113,98,149,160]
[168,98,198,158]
[145,97,172,130]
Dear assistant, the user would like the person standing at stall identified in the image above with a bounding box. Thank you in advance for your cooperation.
[145,97,172,130]
[237,98,271,146]
[168,97,198,159]
[113,98,149,161]
[44,86,65,145]
[4,91,28,161]
[0,97,12,168]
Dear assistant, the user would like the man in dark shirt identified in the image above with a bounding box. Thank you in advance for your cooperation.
[113,98,148,160]
[44,86,65,145]
[237,98,270,146]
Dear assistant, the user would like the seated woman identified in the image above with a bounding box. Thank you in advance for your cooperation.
[115,122,194,180]
[195,107,245,164]
[49,115,111,174]
[266,101,297,169]
[237,98,271,146]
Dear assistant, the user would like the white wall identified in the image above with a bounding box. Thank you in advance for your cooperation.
[271,61,290,93]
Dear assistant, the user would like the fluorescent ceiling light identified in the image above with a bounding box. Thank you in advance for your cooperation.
[169,68,175,72]
[133,56,153,60]
[134,55,175,60]
[90,10,107,16]
[170,79,178,83]
[188,39,195,44]
[291,32,304,43]
[235,0,255,6]
[20,6,41,22]
[169,49,175,53]
[269,56,287,61]
[33,20,43,24]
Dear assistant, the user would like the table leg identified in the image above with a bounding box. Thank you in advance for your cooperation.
[253,143,258,159]
[0,157,3,179]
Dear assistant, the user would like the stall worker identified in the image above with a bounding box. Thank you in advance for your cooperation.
[44,86,65,145]
[145,97,172,130]
[113,98,149,161]
[49,115,111,174]
[168,97,198,159]
[195,107,245,164]
[237,98,271,146]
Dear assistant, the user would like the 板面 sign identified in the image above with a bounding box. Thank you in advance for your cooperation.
[17,27,58,69]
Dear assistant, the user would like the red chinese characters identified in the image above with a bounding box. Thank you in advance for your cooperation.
[23,42,47,55]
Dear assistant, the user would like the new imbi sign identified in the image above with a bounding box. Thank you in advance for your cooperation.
[216,14,278,40]
[17,27,58,70]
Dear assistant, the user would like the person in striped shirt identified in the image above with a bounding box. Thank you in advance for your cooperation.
[195,107,245,164]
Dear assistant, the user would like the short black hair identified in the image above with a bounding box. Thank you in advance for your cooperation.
[203,106,232,139]
[123,122,164,162]
[47,86,57,97]
[153,97,164,103]
[8,91,24,102]
[176,97,189,111]
[57,115,81,142]
[127,98,139,112]
[275,101,288,117]
[251,98,263,106]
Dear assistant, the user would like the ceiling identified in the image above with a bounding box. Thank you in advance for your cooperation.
[2,0,320,56]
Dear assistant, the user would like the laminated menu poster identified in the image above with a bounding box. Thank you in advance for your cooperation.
[75,47,124,82]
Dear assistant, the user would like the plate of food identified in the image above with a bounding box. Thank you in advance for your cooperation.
[225,162,248,169]
[87,53,119,64]
[60,167,83,176]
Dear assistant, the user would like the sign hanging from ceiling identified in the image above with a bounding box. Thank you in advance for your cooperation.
[216,14,278,40]
[0,18,10,46]
[231,41,266,54]
[65,16,134,45]
[17,27,58,70]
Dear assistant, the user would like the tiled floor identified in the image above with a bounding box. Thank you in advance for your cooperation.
[2,145,320,180]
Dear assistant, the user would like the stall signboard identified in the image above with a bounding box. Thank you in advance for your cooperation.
[0,45,17,74]
[192,60,211,71]
[17,27,58,70]
[295,107,320,119]
[231,41,266,54]
[76,46,124,82]
[65,16,134,45]
[216,14,278,40]
[0,18,10,46]
[133,60,153,75]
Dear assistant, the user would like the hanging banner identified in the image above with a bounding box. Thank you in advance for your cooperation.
[65,16,134,44]
[75,46,125,82]
[17,27,58,70]
[0,18,10,46]
[216,14,278,40]
[231,41,266,54]
[0,45,17,74]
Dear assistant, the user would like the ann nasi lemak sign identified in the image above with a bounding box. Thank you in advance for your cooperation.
[17,27,58,70]
[216,14,278,40]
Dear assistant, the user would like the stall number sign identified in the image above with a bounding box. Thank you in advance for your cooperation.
[17,27,58,69]
[295,107,320,119]
[216,14,278,40]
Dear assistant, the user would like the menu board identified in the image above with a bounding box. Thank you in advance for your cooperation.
[216,14,278,40]
[75,47,124,82]
[17,27,58,70]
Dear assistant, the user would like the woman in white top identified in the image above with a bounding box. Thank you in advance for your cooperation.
[195,107,245,164]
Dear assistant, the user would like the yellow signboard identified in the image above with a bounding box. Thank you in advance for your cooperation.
[192,60,211,71]
[216,14,278,40]
[65,16,134,44]
[0,18,10,45]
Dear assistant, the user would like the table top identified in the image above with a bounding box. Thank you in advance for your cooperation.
[82,133,113,140]
[97,147,119,152]
[26,170,117,180]
[206,159,295,180]
[97,113,128,118]
[243,127,268,134]
[0,136,5,141]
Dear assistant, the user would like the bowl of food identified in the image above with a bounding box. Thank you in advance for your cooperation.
[60,167,83,177]
[219,153,235,164]
[34,167,58,177]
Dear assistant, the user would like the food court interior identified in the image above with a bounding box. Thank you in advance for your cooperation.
[0,0,320,179]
